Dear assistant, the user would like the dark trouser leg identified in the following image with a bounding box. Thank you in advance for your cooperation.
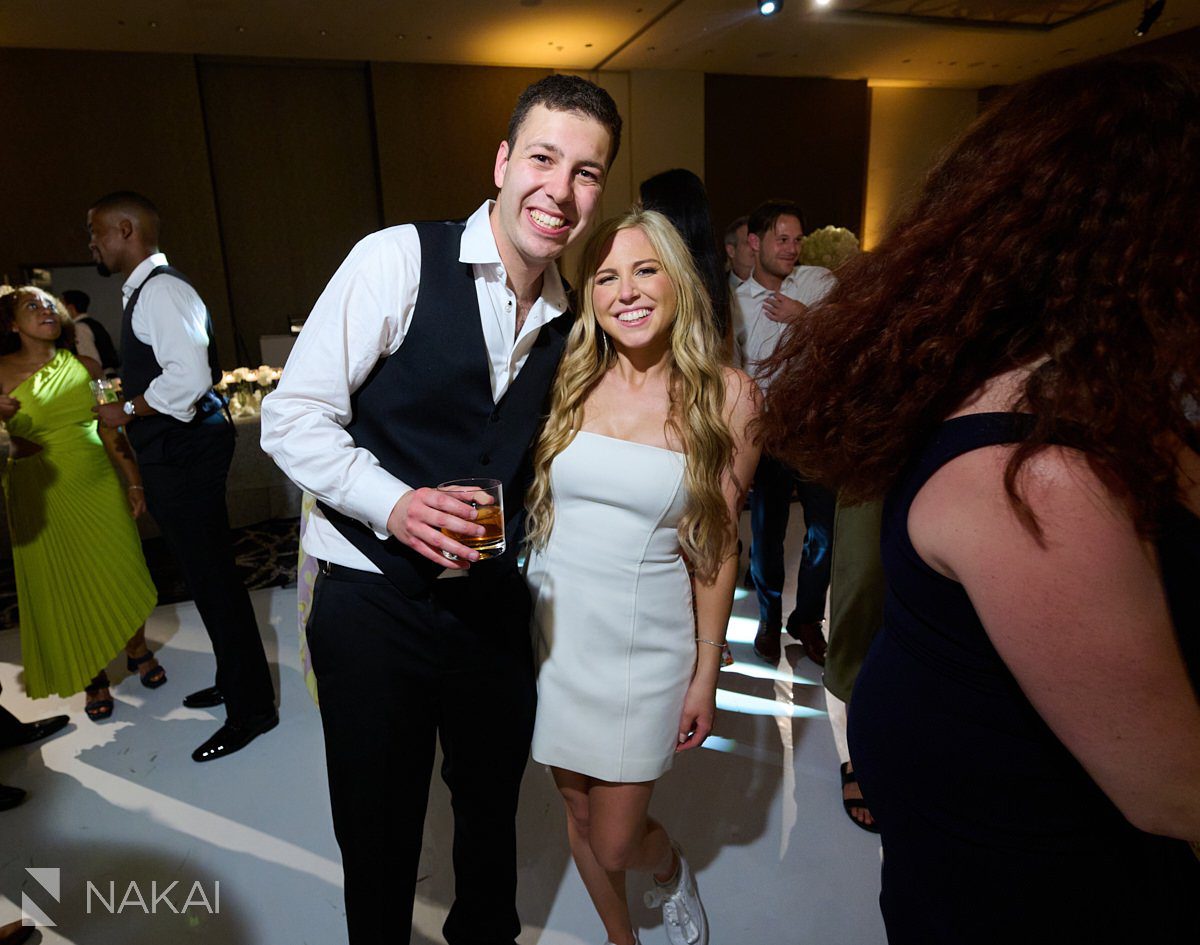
[825,500,885,704]
[437,575,535,945]
[308,570,535,945]
[140,421,274,721]
[306,573,438,945]
[789,478,837,627]
[0,703,23,742]
[438,664,535,944]
[749,455,793,629]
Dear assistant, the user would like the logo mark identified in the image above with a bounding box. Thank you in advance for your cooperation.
[22,867,60,927]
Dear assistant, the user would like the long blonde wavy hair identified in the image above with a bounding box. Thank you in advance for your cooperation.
[525,208,735,580]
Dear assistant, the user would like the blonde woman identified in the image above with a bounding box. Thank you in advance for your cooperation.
[525,209,760,945]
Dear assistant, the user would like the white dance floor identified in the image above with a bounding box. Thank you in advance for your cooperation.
[0,515,886,945]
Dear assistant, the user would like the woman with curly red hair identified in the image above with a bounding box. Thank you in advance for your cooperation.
[763,57,1200,942]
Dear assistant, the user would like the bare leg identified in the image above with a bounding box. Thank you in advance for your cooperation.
[123,625,164,684]
[552,768,675,945]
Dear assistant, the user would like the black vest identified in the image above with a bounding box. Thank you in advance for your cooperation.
[319,220,573,597]
[119,264,224,452]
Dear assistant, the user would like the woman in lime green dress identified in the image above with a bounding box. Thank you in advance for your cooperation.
[0,286,162,720]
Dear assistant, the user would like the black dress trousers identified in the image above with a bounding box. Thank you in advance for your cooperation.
[138,417,275,722]
[306,564,536,945]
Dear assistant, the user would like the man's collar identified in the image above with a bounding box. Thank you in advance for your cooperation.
[459,200,568,314]
[122,252,169,298]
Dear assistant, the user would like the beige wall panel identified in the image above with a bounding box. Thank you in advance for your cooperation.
[0,48,231,356]
[197,59,381,362]
[371,63,551,226]
[863,86,978,250]
[628,70,705,193]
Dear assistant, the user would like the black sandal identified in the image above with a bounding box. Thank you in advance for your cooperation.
[84,673,114,722]
[840,762,880,834]
[126,650,167,689]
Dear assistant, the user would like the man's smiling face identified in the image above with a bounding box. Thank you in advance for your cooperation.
[491,104,611,277]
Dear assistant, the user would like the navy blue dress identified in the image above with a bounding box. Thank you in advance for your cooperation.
[849,413,1200,944]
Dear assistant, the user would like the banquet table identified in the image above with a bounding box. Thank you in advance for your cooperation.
[0,412,300,560]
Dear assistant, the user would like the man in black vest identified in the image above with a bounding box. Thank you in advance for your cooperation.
[261,76,621,944]
[87,191,277,762]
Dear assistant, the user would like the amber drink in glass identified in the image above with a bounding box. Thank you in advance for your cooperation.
[436,478,504,560]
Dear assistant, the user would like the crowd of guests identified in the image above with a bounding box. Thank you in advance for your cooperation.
[1,55,1198,945]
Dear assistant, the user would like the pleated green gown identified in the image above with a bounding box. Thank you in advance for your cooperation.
[2,349,157,697]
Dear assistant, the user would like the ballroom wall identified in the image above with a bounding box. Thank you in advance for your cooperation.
[0,46,962,362]
[862,86,979,250]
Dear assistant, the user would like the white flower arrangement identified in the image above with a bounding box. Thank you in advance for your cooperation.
[215,365,283,416]
[800,226,861,271]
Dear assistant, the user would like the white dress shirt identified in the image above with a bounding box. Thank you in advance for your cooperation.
[72,319,102,365]
[260,201,570,572]
[733,265,836,392]
[122,252,216,421]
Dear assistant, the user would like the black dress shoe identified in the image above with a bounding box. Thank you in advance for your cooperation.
[0,714,70,750]
[753,622,782,663]
[192,712,278,763]
[183,686,224,709]
[0,783,27,811]
[786,619,828,666]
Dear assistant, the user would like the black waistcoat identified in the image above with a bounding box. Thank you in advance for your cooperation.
[319,220,573,598]
[119,264,223,453]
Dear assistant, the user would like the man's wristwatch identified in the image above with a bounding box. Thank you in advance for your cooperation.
[122,400,136,417]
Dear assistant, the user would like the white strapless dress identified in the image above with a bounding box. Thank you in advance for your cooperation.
[527,430,696,782]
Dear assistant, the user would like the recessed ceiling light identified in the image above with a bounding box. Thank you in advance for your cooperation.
[758,0,781,14]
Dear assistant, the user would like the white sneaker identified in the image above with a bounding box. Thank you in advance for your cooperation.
[644,844,707,945]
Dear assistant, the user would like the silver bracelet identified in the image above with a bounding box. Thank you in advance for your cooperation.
[695,638,725,649]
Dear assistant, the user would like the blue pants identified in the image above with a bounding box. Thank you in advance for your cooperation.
[749,455,836,631]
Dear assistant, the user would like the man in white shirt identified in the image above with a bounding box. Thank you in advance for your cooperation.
[734,200,838,667]
[88,192,276,762]
[261,76,620,945]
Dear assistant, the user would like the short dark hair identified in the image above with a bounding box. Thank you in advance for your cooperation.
[90,191,161,242]
[724,215,748,246]
[60,289,90,312]
[748,200,806,238]
[507,75,623,166]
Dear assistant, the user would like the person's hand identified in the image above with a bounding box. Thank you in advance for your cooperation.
[127,485,146,519]
[676,677,716,752]
[763,292,807,324]
[385,487,484,569]
[94,401,128,429]
[0,395,20,421]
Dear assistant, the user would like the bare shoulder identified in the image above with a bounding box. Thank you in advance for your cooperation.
[911,440,1140,581]
[76,354,104,380]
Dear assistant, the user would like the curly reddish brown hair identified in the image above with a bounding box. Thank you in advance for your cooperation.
[762,56,1200,536]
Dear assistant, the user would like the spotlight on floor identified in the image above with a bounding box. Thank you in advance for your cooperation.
[758,0,782,15]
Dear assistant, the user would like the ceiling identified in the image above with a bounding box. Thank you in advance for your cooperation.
[0,0,1193,87]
